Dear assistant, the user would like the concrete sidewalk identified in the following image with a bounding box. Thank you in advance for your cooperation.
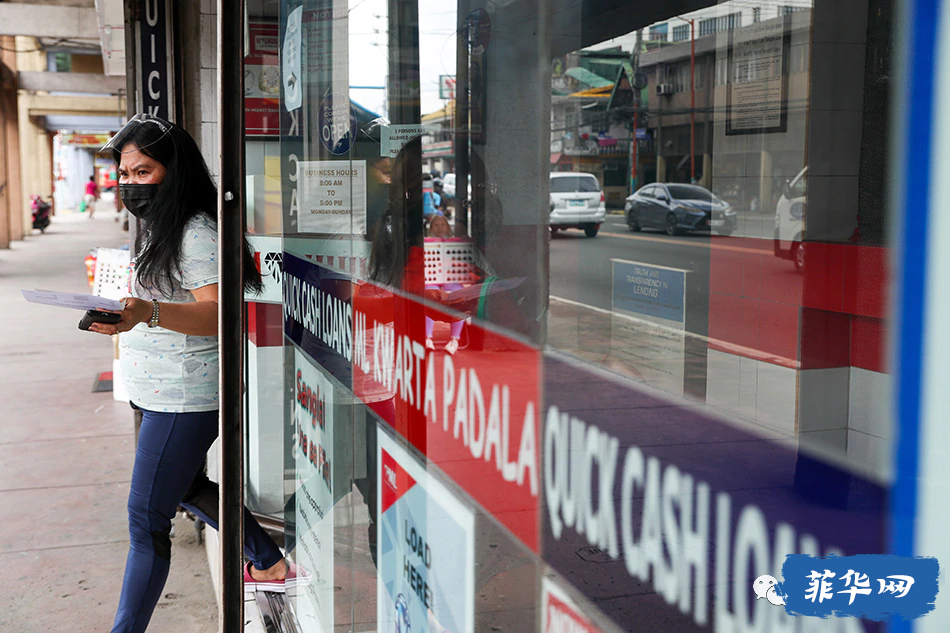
[0,205,217,633]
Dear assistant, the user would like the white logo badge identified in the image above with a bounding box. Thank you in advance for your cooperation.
[753,575,787,606]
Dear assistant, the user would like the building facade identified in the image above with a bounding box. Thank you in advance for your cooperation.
[0,2,128,247]
[549,49,636,207]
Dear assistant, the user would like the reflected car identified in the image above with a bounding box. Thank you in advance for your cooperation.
[624,183,737,236]
[773,167,807,273]
[549,172,607,237]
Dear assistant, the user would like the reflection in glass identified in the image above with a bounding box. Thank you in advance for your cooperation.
[237,0,899,631]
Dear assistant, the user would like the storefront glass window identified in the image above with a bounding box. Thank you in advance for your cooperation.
[241,0,902,630]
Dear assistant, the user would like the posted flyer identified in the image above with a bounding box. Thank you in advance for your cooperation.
[297,160,367,235]
[726,19,789,135]
[292,347,334,633]
[377,429,475,633]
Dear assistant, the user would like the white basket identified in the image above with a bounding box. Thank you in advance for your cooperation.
[423,239,475,285]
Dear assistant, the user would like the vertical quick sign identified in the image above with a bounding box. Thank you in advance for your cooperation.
[541,353,887,633]
[139,0,171,121]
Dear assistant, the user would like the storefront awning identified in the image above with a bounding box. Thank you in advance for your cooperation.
[564,66,614,89]
[567,85,614,98]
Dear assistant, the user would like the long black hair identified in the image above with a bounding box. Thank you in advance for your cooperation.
[113,121,263,297]
[368,137,424,287]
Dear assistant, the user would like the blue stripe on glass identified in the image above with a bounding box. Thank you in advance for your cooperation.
[892,4,941,631]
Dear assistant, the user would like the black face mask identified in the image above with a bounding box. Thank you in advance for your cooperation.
[119,184,159,219]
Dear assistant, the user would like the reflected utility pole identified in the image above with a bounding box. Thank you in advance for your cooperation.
[454,0,470,237]
[630,28,642,193]
[674,15,697,183]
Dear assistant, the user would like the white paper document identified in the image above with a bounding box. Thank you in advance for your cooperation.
[297,160,367,235]
[21,289,124,312]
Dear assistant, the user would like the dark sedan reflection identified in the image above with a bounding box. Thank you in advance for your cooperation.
[624,183,737,236]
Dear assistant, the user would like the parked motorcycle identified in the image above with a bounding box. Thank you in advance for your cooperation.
[31,195,51,233]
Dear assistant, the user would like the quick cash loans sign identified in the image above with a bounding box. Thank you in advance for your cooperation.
[282,251,542,552]
[541,356,886,633]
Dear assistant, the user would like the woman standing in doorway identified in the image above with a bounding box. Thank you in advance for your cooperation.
[90,114,300,633]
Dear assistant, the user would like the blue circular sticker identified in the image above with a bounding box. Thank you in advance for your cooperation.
[319,93,355,155]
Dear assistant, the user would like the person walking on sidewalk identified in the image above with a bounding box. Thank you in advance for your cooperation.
[84,176,100,218]
[88,114,299,633]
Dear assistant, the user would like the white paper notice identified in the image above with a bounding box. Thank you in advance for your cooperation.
[22,289,123,311]
[297,160,367,235]
[727,20,787,134]
[302,0,349,87]
[282,6,303,111]
[381,124,437,158]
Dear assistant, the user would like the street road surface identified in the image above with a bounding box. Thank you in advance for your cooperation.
[549,221,798,317]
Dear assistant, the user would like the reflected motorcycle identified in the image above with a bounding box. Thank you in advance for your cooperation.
[31,195,51,233]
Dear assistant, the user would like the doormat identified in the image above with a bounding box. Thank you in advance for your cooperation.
[92,371,113,393]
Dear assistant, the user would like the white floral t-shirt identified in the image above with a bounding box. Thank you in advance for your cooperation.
[119,215,219,412]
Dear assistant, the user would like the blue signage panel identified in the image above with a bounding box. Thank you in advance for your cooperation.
[282,251,354,387]
[612,259,686,323]
[541,355,886,633]
[780,554,938,621]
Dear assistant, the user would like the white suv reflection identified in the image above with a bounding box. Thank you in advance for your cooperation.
[549,172,607,238]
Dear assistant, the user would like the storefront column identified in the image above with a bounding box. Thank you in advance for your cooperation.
[0,110,8,248]
[804,0,870,243]
[0,38,13,248]
[15,38,50,225]
[17,116,53,222]
[794,0,892,509]
[3,89,21,242]
[477,3,550,343]
[16,102,35,225]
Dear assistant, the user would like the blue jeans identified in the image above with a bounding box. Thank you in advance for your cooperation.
[111,408,284,633]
